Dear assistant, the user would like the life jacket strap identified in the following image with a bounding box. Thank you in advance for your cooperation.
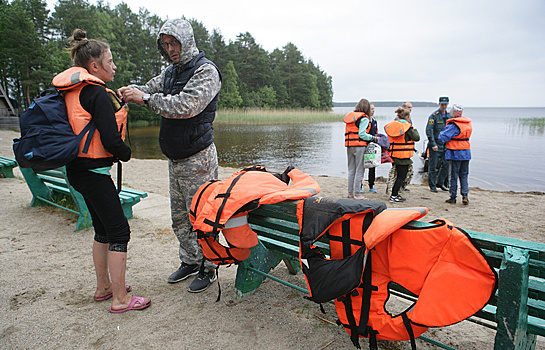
[196,230,240,264]
[215,266,221,302]
[210,172,246,234]
[203,218,225,230]
[401,312,417,350]
[367,331,378,350]
[189,179,220,219]
[79,120,96,154]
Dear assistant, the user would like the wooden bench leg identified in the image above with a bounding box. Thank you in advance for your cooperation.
[494,246,537,350]
[282,257,300,275]
[234,241,287,298]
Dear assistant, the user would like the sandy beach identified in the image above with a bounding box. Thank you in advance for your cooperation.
[1,128,544,349]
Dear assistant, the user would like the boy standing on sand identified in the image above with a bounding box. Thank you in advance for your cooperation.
[438,104,472,205]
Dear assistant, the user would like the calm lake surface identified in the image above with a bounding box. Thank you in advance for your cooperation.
[128,107,545,193]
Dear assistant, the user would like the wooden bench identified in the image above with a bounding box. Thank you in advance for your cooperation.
[0,156,17,178]
[19,166,147,231]
[235,200,545,350]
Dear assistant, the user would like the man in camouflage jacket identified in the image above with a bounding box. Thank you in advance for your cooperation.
[118,18,222,293]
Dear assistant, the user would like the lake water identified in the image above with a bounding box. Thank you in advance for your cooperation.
[127,106,545,193]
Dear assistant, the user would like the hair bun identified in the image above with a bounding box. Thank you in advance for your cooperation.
[72,28,87,41]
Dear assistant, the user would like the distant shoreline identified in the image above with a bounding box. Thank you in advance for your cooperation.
[333,102,545,108]
[333,101,437,107]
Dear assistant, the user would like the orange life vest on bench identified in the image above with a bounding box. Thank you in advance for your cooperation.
[191,165,320,265]
[297,198,497,349]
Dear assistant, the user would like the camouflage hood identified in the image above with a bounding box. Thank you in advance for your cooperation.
[157,18,199,67]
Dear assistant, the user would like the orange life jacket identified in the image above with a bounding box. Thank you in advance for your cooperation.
[297,198,497,349]
[191,166,320,265]
[384,120,415,159]
[52,67,128,158]
[344,112,371,147]
[446,117,472,150]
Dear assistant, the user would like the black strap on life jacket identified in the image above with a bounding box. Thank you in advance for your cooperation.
[328,212,373,257]
[452,137,469,141]
[401,312,417,350]
[337,290,362,349]
[203,171,249,234]
[202,165,271,234]
[359,250,378,350]
[196,230,239,264]
[197,261,221,302]
[389,142,417,153]
[336,249,377,350]
[189,179,220,219]
[80,120,96,155]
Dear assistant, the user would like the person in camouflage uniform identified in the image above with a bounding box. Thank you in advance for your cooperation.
[118,18,221,293]
[426,96,451,193]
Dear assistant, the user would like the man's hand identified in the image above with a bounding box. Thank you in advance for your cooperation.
[117,87,146,104]
[432,146,438,151]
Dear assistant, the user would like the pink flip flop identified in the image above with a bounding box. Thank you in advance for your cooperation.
[94,285,132,302]
[109,296,151,313]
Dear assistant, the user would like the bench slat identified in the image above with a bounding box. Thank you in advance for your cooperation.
[20,166,147,231]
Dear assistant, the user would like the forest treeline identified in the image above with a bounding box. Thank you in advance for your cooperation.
[0,0,333,122]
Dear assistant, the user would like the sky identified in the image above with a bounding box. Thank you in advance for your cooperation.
[46,0,545,107]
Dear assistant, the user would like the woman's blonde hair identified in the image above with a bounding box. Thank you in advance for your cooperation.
[354,99,371,115]
[67,28,109,70]
[395,107,411,120]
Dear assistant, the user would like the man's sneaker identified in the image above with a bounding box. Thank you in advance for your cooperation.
[440,185,449,191]
[167,263,199,283]
[445,198,456,204]
[389,195,406,203]
[188,270,217,293]
[368,188,377,193]
[462,196,469,205]
[403,188,410,192]
[430,187,438,193]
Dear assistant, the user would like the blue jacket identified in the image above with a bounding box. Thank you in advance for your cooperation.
[438,123,471,161]
[425,109,450,151]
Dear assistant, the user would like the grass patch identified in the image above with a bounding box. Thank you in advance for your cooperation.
[215,108,342,124]
[517,117,545,134]
[519,117,545,125]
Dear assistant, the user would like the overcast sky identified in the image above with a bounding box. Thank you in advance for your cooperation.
[46,0,545,107]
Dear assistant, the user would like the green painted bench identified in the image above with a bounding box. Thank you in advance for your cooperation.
[0,156,17,178]
[19,166,147,231]
[235,200,545,350]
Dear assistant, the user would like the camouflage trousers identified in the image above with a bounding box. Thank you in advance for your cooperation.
[169,143,218,272]
[386,163,414,195]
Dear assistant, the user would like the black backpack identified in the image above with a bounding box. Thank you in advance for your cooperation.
[12,90,95,171]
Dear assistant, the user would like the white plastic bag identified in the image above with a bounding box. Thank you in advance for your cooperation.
[363,142,381,168]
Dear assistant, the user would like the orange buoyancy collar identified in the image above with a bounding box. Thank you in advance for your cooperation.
[384,120,415,159]
[446,117,472,150]
[344,112,370,147]
[52,67,128,158]
[297,197,497,349]
[191,165,320,265]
